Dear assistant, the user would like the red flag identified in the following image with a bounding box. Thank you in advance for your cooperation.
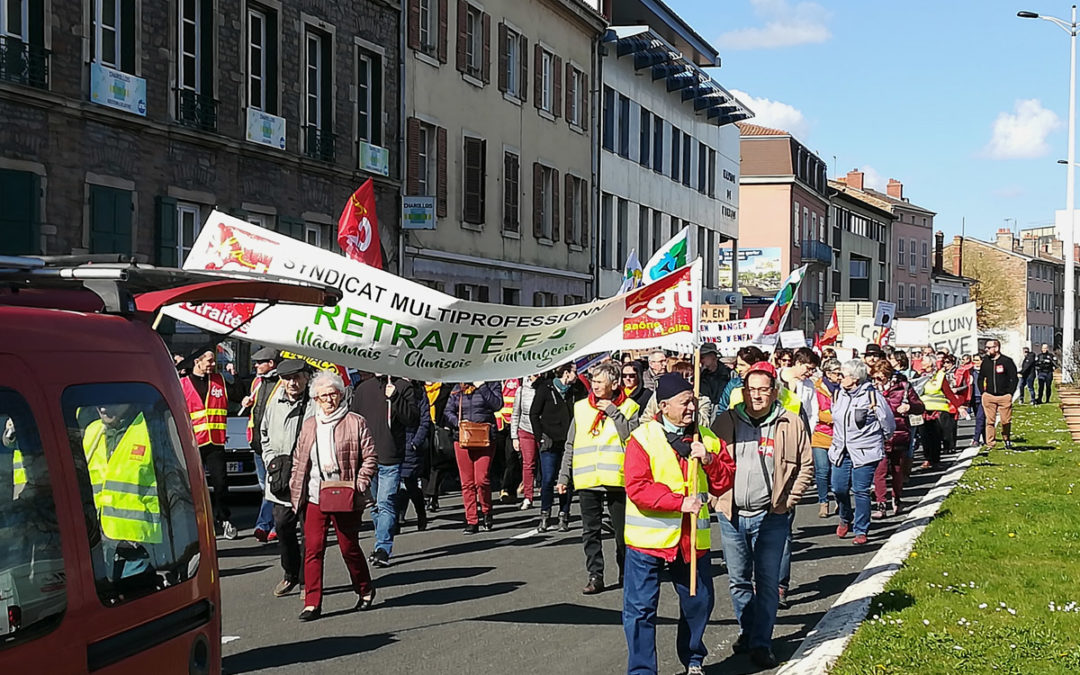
[337,179,382,268]
[813,333,822,351]
[821,308,840,346]
[743,307,751,320]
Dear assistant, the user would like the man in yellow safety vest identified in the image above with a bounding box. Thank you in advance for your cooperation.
[622,373,735,675]
[557,362,640,595]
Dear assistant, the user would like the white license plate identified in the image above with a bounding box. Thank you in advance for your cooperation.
[227,461,243,473]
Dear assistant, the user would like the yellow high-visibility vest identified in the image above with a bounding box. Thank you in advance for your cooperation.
[571,397,640,489]
[83,413,162,544]
[922,371,950,412]
[624,420,718,551]
[730,386,802,415]
[12,448,25,486]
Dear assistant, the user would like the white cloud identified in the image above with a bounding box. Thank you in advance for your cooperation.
[983,99,1061,159]
[717,0,831,50]
[858,165,888,192]
[732,89,810,139]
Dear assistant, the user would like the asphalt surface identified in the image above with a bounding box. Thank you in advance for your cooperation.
[217,422,972,674]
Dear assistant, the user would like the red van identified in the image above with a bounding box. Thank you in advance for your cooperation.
[0,256,338,673]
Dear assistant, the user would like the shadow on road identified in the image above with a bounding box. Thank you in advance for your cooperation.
[382,581,525,608]
[220,563,273,578]
[475,601,677,626]
[223,634,398,673]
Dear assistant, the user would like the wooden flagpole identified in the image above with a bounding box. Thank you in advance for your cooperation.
[689,344,701,596]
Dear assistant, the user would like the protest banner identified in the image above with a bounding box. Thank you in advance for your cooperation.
[893,318,930,347]
[779,330,808,348]
[164,212,702,381]
[853,316,894,345]
[926,302,978,354]
[701,317,766,356]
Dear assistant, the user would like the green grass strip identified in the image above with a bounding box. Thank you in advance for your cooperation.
[832,396,1080,674]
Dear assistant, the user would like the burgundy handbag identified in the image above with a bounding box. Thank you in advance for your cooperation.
[314,438,356,513]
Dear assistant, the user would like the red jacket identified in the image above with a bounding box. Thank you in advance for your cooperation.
[623,430,735,563]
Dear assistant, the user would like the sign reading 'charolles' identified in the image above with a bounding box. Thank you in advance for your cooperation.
[165,212,701,380]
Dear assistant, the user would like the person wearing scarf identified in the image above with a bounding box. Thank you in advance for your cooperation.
[289,372,377,621]
[557,362,641,595]
[622,374,735,675]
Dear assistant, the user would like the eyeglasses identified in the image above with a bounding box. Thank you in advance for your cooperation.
[622,373,637,379]
[316,392,342,402]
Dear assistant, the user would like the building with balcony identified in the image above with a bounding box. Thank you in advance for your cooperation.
[833,171,934,317]
[399,0,606,305]
[736,123,829,334]
[827,179,894,307]
[592,1,750,300]
[0,0,400,269]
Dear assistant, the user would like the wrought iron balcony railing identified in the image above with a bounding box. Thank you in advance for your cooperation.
[177,89,218,132]
[304,125,336,162]
[0,36,49,89]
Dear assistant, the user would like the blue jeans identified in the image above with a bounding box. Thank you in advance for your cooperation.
[831,455,876,536]
[812,446,831,503]
[1018,374,1035,402]
[623,548,714,674]
[252,453,275,533]
[973,396,986,444]
[372,463,401,556]
[718,511,789,650]
[778,509,797,592]
[539,449,570,514]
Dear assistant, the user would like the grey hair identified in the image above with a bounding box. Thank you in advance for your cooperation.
[589,362,621,385]
[821,358,842,374]
[309,370,346,397]
[841,358,869,383]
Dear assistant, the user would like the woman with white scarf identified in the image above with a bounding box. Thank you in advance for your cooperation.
[289,371,378,621]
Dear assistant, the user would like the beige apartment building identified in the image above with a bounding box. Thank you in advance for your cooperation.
[400,0,606,305]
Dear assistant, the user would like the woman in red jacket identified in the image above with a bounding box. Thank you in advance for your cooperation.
[870,361,925,517]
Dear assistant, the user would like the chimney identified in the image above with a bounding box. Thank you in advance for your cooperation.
[846,169,864,191]
[952,235,964,276]
[995,227,1015,251]
[934,230,944,273]
[887,179,903,200]
[1053,238,1065,259]
[1021,234,1038,257]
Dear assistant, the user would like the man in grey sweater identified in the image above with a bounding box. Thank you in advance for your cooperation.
[260,359,316,598]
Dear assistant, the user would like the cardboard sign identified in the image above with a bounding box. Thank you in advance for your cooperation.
[927,303,978,355]
[779,330,808,348]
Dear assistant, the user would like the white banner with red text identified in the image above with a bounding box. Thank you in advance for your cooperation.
[163,212,701,381]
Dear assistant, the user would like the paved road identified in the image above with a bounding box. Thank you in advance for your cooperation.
[218,422,971,674]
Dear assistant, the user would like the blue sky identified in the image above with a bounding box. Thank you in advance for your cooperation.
[666,0,1079,242]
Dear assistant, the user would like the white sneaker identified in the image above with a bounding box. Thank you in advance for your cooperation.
[223,521,238,540]
[520,498,533,510]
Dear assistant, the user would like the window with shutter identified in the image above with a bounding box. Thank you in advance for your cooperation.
[92,0,135,72]
[600,193,612,269]
[357,48,383,146]
[602,85,614,150]
[0,169,39,255]
[88,185,132,257]
[503,150,519,232]
[462,136,485,224]
[154,196,179,266]
[436,126,447,216]
[540,50,553,112]
[177,202,201,264]
[499,24,523,98]
[247,5,278,114]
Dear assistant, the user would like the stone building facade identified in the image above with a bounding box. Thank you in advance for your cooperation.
[0,0,400,269]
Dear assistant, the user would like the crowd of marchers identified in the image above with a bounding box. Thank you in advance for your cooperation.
[171,335,1043,674]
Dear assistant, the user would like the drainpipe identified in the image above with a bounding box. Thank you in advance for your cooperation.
[398,0,407,277]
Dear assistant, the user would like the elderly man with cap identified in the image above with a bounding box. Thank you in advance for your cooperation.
[259,358,316,597]
[622,373,735,675]
[711,362,814,669]
[245,346,280,542]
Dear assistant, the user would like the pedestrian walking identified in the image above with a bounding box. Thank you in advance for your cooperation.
[970,354,986,447]
[1034,344,1056,404]
[979,340,1018,450]
[422,381,453,512]
[622,374,735,675]
[510,375,540,510]
[259,359,315,597]
[445,381,504,533]
[829,359,895,545]
[244,346,279,542]
[711,362,813,669]
[1018,347,1036,403]
[180,348,236,539]
[530,364,578,532]
[920,355,962,468]
[497,378,522,504]
[397,379,432,531]
[812,358,841,518]
[291,371,378,621]
[870,361,924,518]
[642,350,668,391]
[558,362,641,594]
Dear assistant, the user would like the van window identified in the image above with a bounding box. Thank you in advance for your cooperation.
[1,388,65,646]
[62,383,201,607]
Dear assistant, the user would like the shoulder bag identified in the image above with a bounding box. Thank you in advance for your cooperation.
[457,388,492,449]
[903,383,924,427]
[314,428,356,513]
[267,396,307,500]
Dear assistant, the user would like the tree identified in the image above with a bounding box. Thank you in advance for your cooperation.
[961,245,1024,330]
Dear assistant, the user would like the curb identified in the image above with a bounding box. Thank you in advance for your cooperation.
[776,444,981,674]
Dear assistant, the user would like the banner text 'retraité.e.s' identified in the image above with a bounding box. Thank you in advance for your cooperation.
[162,212,701,380]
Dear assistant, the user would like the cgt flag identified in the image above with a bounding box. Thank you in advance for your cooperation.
[338,178,382,268]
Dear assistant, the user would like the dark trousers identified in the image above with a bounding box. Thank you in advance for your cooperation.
[200,444,230,522]
[941,410,957,453]
[539,449,570,514]
[579,489,626,580]
[423,465,450,498]
[397,475,426,522]
[272,503,301,583]
[923,415,945,465]
[973,396,986,444]
[302,501,372,609]
[1019,373,1036,402]
[1037,373,1053,403]
[500,434,522,496]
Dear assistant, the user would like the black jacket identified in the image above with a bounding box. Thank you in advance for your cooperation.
[1035,352,1056,375]
[529,378,576,452]
[1020,352,1036,377]
[699,362,731,405]
[350,376,419,466]
[978,354,1019,397]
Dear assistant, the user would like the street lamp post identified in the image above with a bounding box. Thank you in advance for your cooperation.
[1020,6,1077,383]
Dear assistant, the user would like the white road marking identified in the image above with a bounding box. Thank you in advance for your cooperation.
[221,635,241,645]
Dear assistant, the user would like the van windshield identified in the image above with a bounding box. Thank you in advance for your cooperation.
[62,383,201,607]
